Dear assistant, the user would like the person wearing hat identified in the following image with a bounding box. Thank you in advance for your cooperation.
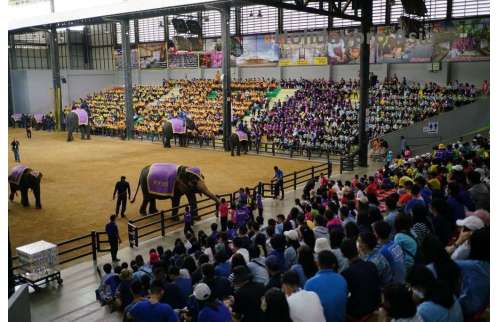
[232,265,266,322]
[193,283,232,322]
[447,216,484,260]
[127,280,178,322]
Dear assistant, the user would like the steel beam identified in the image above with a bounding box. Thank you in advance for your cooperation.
[120,19,134,140]
[220,6,232,151]
[358,21,369,167]
[49,26,62,130]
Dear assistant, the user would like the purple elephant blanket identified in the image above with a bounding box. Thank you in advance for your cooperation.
[147,163,203,196]
[9,165,28,186]
[236,130,248,142]
[169,118,186,134]
[34,113,44,123]
[72,108,89,126]
[148,163,178,197]
[11,113,22,122]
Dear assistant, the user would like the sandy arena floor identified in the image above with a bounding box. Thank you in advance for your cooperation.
[8,129,320,250]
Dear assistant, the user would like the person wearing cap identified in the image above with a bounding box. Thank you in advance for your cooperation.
[193,282,232,322]
[284,229,300,269]
[447,216,484,260]
[127,280,179,322]
[304,250,347,322]
[232,265,267,322]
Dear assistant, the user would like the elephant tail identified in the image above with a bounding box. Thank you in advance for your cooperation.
[130,178,141,203]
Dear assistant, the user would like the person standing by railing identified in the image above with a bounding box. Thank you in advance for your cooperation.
[273,166,284,200]
[106,215,121,262]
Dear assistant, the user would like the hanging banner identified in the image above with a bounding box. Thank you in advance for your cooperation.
[278,30,329,66]
[167,52,199,68]
[236,35,279,66]
[138,43,167,69]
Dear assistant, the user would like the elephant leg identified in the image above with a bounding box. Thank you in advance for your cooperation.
[80,126,85,139]
[67,130,73,142]
[86,126,91,139]
[139,198,148,216]
[149,198,159,214]
[186,193,199,220]
[231,141,235,156]
[9,184,17,201]
[237,142,241,156]
[171,194,181,220]
[21,188,29,207]
[244,142,248,154]
[33,186,42,209]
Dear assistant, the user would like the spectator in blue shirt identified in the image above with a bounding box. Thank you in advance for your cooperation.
[273,166,284,200]
[214,251,231,278]
[373,221,407,283]
[404,185,426,215]
[105,215,121,262]
[455,227,489,318]
[128,281,179,322]
[193,283,232,322]
[305,250,348,322]
[357,232,393,286]
[407,265,463,322]
[168,266,192,303]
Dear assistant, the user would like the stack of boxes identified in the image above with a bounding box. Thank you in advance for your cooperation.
[16,240,58,276]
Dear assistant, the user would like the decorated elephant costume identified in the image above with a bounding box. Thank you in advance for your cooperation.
[67,108,91,141]
[131,163,219,217]
[229,130,250,156]
[162,117,198,148]
[9,165,43,209]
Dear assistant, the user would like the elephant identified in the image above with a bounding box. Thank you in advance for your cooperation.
[67,108,91,141]
[8,165,43,209]
[230,131,251,156]
[131,163,219,218]
[162,118,198,148]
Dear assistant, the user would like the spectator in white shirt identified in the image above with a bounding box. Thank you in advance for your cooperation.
[282,270,326,322]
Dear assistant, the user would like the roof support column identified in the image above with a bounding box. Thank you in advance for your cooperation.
[220,6,232,151]
[121,18,134,140]
[358,6,371,167]
[49,26,62,130]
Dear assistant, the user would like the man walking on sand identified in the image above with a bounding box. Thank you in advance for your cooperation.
[11,138,20,163]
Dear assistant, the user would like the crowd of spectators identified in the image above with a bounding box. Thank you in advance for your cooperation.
[62,79,276,140]
[96,134,489,322]
[249,76,478,154]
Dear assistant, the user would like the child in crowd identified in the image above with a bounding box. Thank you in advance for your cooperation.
[184,206,194,237]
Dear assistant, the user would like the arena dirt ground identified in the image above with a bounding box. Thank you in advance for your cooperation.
[8,128,323,250]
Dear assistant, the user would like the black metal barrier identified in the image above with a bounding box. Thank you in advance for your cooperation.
[127,161,332,247]
[11,230,107,275]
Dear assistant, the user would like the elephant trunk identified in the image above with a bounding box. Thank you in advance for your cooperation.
[196,180,220,207]
[130,178,141,203]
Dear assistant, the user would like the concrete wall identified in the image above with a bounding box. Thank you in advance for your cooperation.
[62,70,115,107]
[381,97,490,154]
[449,61,489,86]
[239,66,281,79]
[11,69,52,114]
[388,62,449,84]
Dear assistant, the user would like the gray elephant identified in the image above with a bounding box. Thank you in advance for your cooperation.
[131,163,219,218]
[9,165,43,209]
[162,118,198,148]
[67,108,91,141]
[230,131,250,156]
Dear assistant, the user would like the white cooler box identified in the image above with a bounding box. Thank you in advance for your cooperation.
[16,240,58,274]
